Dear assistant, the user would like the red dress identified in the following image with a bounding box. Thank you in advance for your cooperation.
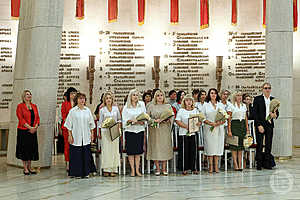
[61,101,72,161]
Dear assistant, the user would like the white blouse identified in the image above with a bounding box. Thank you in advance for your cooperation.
[175,108,199,136]
[231,103,247,121]
[195,102,206,113]
[98,106,121,131]
[122,101,146,133]
[221,101,234,112]
[64,106,96,146]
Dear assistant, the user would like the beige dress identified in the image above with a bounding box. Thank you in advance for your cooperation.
[146,103,173,161]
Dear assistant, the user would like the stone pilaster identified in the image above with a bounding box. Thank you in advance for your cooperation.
[266,0,293,157]
[7,0,64,167]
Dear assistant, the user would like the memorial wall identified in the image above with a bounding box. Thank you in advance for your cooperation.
[1,0,300,145]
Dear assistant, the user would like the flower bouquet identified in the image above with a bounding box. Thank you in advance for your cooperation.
[101,117,117,128]
[266,99,280,122]
[150,109,174,128]
[126,112,151,127]
[210,108,230,132]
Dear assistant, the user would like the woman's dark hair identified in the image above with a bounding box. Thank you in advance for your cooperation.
[168,90,176,97]
[152,88,160,98]
[205,88,221,103]
[176,90,185,103]
[99,93,104,105]
[242,93,251,101]
[74,92,87,107]
[142,92,152,102]
[197,89,207,102]
[66,87,77,102]
[192,89,200,96]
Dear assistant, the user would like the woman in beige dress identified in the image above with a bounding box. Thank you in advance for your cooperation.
[147,90,174,176]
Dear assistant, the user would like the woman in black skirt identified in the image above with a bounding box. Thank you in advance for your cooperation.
[228,91,250,171]
[122,89,146,177]
[64,92,96,178]
[16,90,40,175]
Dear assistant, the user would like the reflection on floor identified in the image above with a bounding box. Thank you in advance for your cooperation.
[0,149,300,200]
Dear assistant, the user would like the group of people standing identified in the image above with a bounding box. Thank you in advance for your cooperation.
[15,82,279,177]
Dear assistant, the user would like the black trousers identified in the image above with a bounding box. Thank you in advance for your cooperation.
[178,135,197,171]
[255,124,276,168]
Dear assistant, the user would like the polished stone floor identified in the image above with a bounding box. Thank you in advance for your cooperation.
[1,150,300,200]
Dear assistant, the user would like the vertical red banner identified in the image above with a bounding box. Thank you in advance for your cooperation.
[138,0,145,25]
[232,0,237,25]
[200,0,209,29]
[294,0,298,31]
[170,0,179,24]
[76,0,84,20]
[11,0,21,19]
[108,0,118,23]
[263,0,266,27]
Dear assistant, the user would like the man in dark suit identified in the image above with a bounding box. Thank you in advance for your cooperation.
[253,82,279,170]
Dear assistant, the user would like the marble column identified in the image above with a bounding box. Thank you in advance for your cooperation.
[266,0,293,157]
[7,0,64,167]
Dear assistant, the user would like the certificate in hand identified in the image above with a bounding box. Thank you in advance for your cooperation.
[188,116,200,133]
[109,123,121,141]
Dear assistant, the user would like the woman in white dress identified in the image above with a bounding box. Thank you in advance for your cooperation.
[203,88,226,173]
[122,89,146,177]
[98,92,121,177]
[64,92,96,178]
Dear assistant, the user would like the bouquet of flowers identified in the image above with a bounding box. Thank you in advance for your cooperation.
[101,117,117,128]
[150,109,174,128]
[266,99,280,121]
[210,108,230,132]
[126,112,151,127]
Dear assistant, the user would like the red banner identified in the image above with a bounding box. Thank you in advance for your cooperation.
[263,0,266,28]
[232,0,237,25]
[11,0,21,19]
[294,0,298,31]
[138,0,145,25]
[108,0,118,23]
[76,0,84,20]
[200,0,209,29]
[170,0,179,24]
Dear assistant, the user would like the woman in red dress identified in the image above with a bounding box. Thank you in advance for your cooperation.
[61,87,77,172]
[16,90,40,175]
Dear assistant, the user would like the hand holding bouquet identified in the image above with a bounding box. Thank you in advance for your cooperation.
[266,99,280,122]
[210,108,230,132]
[126,112,151,127]
[150,109,174,128]
[101,117,117,128]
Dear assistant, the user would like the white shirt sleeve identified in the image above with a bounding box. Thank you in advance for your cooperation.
[116,107,121,122]
[98,107,104,128]
[122,106,130,128]
[88,109,96,130]
[64,110,73,131]
[175,109,183,121]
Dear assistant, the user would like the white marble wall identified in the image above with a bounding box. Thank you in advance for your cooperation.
[266,0,293,156]
[6,0,64,167]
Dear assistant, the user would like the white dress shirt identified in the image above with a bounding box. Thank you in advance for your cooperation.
[64,106,96,146]
[99,106,121,132]
[175,108,199,136]
[231,103,247,121]
[122,101,146,133]
[264,95,271,119]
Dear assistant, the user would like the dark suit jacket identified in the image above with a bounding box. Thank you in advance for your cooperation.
[253,94,279,128]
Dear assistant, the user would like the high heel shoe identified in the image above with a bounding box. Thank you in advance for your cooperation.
[23,170,30,175]
[28,169,37,175]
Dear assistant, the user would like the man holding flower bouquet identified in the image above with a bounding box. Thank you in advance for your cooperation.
[253,82,279,170]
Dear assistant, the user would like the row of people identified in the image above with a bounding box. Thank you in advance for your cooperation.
[15,82,278,177]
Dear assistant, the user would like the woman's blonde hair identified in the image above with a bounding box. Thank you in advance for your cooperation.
[21,90,32,103]
[232,91,244,106]
[153,89,166,105]
[181,94,195,109]
[126,89,140,108]
[103,92,114,106]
